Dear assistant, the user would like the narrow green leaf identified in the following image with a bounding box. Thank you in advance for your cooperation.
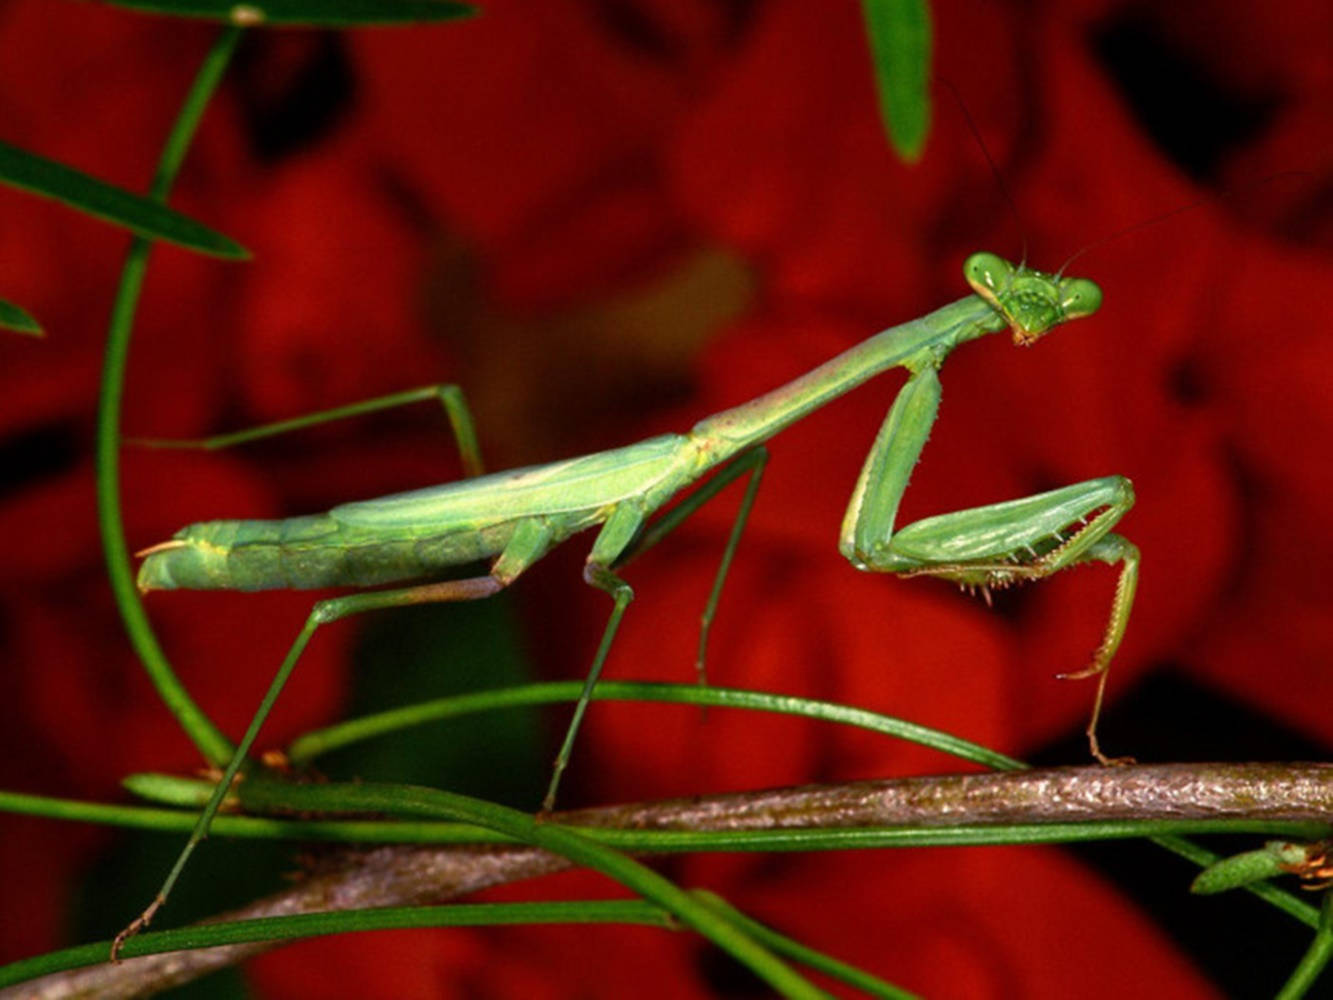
[694,891,918,1000]
[861,0,932,162]
[104,0,476,27]
[1276,891,1333,1000]
[0,139,247,259]
[1191,841,1312,895]
[0,901,674,988]
[0,297,41,336]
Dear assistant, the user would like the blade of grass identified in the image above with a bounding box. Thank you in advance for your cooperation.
[0,139,246,259]
[861,0,932,161]
[282,680,1331,932]
[175,779,829,999]
[1277,891,1333,999]
[0,297,41,336]
[287,679,1022,771]
[0,900,673,988]
[104,0,475,26]
[693,890,917,1000]
[4,783,1326,852]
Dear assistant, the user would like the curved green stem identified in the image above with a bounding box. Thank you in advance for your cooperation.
[693,890,916,1000]
[96,26,244,765]
[214,779,827,999]
[3,784,1326,858]
[1277,891,1333,999]
[287,679,1021,771]
[0,900,672,989]
[282,682,1329,933]
[0,891,912,998]
[1153,835,1323,930]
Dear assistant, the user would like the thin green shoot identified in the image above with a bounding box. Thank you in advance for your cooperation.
[97,25,246,773]
[1276,890,1333,1000]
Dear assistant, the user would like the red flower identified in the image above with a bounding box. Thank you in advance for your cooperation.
[1,0,1330,995]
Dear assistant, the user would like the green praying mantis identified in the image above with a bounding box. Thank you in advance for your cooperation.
[119,250,1139,950]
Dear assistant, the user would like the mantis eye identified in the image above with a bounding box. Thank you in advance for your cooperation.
[963,251,1014,295]
[1060,277,1103,319]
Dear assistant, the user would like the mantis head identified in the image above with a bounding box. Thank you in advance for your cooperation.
[964,251,1102,346]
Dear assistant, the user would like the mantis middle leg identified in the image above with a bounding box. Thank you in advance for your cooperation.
[839,364,1140,764]
[546,447,768,810]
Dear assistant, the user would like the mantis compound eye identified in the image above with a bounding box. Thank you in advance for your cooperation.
[1060,277,1103,319]
[963,251,1012,294]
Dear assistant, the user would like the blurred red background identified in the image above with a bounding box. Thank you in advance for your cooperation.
[1,0,1331,996]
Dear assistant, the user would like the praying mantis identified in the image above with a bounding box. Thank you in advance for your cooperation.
[121,249,1139,948]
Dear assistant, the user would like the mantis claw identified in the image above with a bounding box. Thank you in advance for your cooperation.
[1056,660,1108,682]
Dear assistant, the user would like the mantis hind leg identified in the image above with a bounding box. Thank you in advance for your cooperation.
[114,519,554,959]
[127,383,486,477]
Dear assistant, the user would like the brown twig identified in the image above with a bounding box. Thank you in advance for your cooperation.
[12,762,1333,998]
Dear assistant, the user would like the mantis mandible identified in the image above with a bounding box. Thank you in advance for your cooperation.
[121,251,1138,947]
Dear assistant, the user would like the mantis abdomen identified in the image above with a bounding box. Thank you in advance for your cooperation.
[137,514,515,591]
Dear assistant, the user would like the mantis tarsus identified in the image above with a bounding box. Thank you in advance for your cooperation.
[120,250,1139,950]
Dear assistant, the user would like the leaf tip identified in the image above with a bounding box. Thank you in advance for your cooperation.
[0,302,43,337]
[216,237,253,261]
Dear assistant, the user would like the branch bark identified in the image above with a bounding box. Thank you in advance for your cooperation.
[15,762,1333,999]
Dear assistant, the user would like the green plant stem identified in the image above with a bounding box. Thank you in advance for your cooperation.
[95,26,243,766]
[1277,891,1333,999]
[1,783,1324,851]
[693,890,917,1000]
[288,679,1019,770]
[0,900,672,989]
[1153,835,1322,929]
[284,682,1331,930]
[2,777,1322,992]
[211,780,828,999]
[0,891,912,999]
[9,680,1324,925]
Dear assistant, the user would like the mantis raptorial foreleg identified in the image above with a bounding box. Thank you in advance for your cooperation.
[839,362,1140,763]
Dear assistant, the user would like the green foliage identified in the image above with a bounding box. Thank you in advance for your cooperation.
[861,0,932,161]
[0,138,247,258]
[1191,841,1313,895]
[0,297,41,335]
[103,0,475,26]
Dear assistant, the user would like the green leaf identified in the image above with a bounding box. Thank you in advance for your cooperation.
[0,297,41,336]
[0,140,247,259]
[1277,891,1333,1000]
[0,901,673,988]
[103,0,476,27]
[861,0,932,162]
[1191,841,1311,895]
